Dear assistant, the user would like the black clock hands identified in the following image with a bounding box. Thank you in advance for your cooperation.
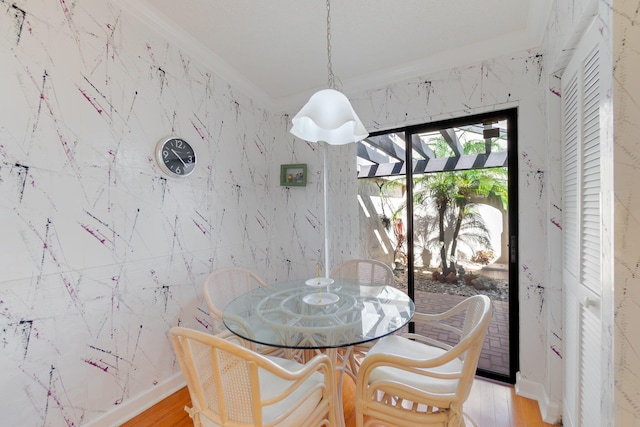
[171,148,188,168]
[156,137,196,177]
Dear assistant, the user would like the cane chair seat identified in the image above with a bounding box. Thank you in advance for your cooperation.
[366,334,463,395]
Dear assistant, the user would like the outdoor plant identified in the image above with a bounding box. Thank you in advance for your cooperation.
[472,249,495,265]
[380,137,508,280]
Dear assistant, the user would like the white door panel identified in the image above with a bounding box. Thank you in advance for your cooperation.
[561,18,604,427]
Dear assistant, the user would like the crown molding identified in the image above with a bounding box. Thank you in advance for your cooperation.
[276,29,544,114]
[109,0,552,115]
[276,1,551,113]
[110,0,275,111]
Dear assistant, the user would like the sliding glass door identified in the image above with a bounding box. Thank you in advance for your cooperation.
[357,109,518,383]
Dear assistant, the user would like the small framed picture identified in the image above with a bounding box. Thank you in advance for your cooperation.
[280,164,307,187]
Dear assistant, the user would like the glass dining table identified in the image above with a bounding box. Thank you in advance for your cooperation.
[222,278,415,426]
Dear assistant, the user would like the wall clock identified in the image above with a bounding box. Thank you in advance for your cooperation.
[155,137,197,177]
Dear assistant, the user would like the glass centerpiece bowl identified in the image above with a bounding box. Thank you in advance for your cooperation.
[303,277,339,305]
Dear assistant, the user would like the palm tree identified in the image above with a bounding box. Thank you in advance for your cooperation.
[445,166,508,274]
[433,138,508,276]
[383,137,509,279]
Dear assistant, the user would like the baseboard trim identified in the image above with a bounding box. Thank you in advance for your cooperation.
[515,372,562,424]
[84,373,186,427]
[562,401,575,427]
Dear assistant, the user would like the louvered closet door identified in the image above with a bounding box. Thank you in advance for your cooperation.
[561,19,603,427]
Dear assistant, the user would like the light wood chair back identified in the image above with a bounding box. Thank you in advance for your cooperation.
[202,267,286,356]
[170,327,336,427]
[330,258,397,374]
[202,267,267,333]
[330,258,395,286]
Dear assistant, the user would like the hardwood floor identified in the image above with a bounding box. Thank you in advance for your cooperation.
[120,387,192,427]
[122,377,560,426]
[464,378,559,427]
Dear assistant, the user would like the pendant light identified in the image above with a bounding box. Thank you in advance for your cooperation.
[290,0,368,145]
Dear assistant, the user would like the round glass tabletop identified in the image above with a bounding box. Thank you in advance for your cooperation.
[222,279,414,349]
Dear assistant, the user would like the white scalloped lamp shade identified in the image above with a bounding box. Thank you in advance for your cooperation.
[290,89,368,145]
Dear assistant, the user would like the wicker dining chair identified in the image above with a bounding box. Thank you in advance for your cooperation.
[330,258,395,287]
[202,267,267,333]
[330,259,397,373]
[201,267,286,356]
[170,327,336,427]
[355,294,493,427]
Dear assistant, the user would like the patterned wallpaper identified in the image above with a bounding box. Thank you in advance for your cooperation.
[2,0,636,426]
[356,41,555,388]
[612,0,640,424]
[0,1,327,425]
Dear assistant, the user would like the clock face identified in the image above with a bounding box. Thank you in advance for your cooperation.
[156,137,196,177]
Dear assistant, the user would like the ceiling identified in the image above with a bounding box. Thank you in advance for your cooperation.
[118,0,553,111]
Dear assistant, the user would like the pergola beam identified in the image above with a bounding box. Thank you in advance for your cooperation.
[357,151,508,178]
[356,141,392,165]
[364,135,405,161]
[440,128,464,157]
[410,134,436,160]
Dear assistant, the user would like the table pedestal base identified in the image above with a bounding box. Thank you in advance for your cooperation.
[339,365,356,427]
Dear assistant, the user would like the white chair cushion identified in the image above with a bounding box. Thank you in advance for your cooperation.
[366,335,462,394]
[260,356,325,426]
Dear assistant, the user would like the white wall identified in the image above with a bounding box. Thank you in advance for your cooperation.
[519,0,640,424]
[4,1,637,425]
[540,0,601,421]
[0,1,325,425]
[612,0,640,424]
[341,2,638,424]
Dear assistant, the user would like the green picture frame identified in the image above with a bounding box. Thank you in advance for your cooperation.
[280,164,307,186]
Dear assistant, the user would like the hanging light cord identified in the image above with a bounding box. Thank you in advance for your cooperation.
[325,0,337,90]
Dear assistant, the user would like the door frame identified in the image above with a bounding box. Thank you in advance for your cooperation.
[366,108,519,384]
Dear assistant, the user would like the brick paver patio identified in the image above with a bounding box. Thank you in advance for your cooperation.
[412,289,510,376]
